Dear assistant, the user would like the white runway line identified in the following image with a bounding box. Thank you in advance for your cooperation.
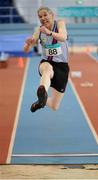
[6,58,30,164]
[12,153,98,157]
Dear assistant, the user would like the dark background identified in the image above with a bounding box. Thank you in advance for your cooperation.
[0,0,24,23]
[0,0,13,7]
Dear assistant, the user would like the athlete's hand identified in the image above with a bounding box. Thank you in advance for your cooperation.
[23,37,35,53]
[40,26,51,35]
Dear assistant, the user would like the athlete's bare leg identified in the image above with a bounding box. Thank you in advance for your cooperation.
[39,62,64,111]
[30,62,54,112]
[47,87,64,110]
[39,62,54,91]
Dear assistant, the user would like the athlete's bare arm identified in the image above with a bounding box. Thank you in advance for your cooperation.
[39,20,67,42]
[24,27,40,53]
[52,20,67,42]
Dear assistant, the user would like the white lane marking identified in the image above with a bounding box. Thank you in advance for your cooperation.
[6,58,30,164]
[69,78,98,144]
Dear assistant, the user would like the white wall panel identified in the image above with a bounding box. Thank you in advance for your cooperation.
[13,0,98,24]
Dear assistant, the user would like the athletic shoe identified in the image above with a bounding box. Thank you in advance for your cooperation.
[30,85,48,112]
[30,100,43,112]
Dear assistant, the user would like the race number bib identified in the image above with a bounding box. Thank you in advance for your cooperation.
[44,43,62,56]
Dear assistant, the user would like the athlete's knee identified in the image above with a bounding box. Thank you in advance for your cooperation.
[40,63,54,78]
[44,65,53,78]
[51,103,60,111]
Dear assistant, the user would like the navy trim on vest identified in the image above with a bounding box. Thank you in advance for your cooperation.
[47,21,58,61]
[39,21,58,61]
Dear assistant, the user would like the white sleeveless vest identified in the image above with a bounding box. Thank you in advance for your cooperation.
[39,21,68,63]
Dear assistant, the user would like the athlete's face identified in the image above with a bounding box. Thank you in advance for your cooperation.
[38,10,54,29]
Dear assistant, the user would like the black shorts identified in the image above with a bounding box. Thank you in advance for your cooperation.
[39,59,70,93]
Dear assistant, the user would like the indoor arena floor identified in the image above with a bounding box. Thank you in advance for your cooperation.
[0,52,98,165]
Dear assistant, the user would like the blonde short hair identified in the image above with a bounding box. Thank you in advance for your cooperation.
[37,7,53,15]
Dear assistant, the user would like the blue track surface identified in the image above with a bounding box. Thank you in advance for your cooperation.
[11,56,98,164]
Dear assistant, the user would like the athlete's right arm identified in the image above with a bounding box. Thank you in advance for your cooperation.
[23,27,40,53]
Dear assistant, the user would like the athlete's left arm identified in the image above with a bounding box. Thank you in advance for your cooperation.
[52,20,67,42]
